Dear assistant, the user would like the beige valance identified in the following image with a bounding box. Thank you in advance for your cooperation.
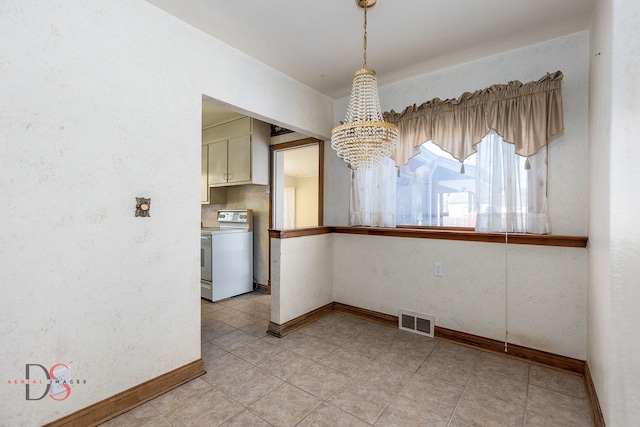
[383,71,564,167]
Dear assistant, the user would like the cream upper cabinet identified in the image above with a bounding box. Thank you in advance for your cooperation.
[208,135,251,185]
[226,135,251,184]
[207,139,228,186]
[202,117,269,189]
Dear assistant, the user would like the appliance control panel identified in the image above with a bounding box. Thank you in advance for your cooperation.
[217,210,249,223]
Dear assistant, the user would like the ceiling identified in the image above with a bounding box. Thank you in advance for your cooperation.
[147,0,594,100]
[201,101,245,128]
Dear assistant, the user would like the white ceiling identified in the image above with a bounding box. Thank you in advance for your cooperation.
[201,101,244,128]
[146,0,594,100]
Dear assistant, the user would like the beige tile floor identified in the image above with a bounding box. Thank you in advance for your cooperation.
[102,292,594,426]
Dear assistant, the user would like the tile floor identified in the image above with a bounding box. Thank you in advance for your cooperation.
[102,292,594,426]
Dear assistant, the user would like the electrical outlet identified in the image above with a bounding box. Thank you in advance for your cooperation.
[50,365,71,396]
[434,262,443,277]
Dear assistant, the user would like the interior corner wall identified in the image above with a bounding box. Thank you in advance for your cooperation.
[323,145,351,226]
[588,0,640,424]
[0,1,332,425]
[609,0,640,422]
[587,0,613,422]
[271,234,334,325]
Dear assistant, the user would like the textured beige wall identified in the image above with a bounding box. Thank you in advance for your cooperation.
[332,234,587,359]
[271,234,334,324]
[588,0,640,423]
[0,0,333,424]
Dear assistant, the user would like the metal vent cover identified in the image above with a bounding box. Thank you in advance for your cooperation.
[398,310,435,338]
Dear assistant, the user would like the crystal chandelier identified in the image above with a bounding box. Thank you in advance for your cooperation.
[331,0,398,170]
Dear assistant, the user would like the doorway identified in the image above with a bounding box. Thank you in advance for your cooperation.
[271,139,324,229]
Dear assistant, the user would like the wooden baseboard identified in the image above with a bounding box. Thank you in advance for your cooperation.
[256,283,270,294]
[435,326,585,374]
[267,303,333,337]
[43,359,205,427]
[333,302,397,328]
[331,303,585,375]
[585,361,606,426]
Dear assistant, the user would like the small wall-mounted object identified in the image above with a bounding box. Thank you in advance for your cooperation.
[270,124,293,137]
[135,197,151,217]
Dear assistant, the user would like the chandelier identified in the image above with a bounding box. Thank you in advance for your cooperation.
[331,0,399,170]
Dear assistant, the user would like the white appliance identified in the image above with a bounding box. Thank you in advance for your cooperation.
[200,209,254,301]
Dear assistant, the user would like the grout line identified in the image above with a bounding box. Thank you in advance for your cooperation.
[445,342,481,426]
[245,406,275,426]
[522,363,532,427]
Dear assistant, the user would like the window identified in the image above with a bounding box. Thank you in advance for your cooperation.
[397,143,476,227]
[381,72,562,234]
[396,132,548,233]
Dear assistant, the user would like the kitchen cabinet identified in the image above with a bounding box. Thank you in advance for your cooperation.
[207,135,252,185]
[201,117,269,195]
[201,145,228,205]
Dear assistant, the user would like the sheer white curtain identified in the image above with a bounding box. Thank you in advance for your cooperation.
[350,157,397,227]
[475,131,549,234]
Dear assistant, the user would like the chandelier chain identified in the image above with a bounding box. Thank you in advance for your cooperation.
[331,0,398,169]
[363,3,368,68]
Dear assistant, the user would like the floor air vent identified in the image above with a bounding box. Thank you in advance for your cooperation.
[398,310,435,338]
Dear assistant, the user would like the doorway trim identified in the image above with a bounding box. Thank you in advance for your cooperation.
[267,137,324,292]
[269,137,324,228]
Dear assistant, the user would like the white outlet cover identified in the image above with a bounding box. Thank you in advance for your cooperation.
[434,262,443,277]
[50,366,71,396]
